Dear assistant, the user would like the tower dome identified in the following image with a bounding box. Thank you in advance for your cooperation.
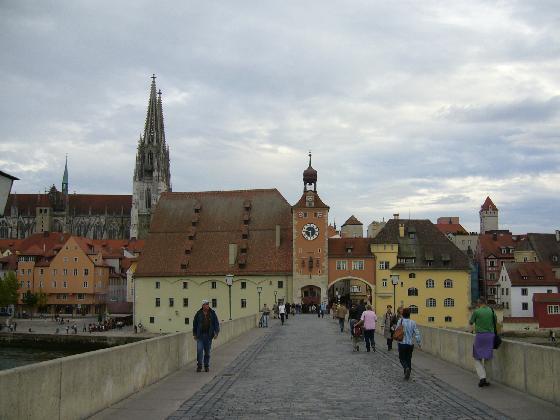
[303,152,317,191]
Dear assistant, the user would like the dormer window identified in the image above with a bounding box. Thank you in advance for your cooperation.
[553,255,559,263]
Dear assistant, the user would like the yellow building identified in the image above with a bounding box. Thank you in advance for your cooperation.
[134,189,293,333]
[372,217,471,329]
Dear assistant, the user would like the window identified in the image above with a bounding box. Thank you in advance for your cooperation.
[155,298,160,307]
[73,269,78,276]
[241,281,247,289]
[182,281,188,289]
[426,279,435,288]
[489,273,496,281]
[77,293,84,300]
[169,298,174,307]
[350,285,361,293]
[278,281,284,289]
[445,316,452,323]
[444,298,455,307]
[547,289,553,294]
[409,273,416,279]
[241,299,247,308]
[183,298,189,307]
[488,259,496,267]
[84,268,89,276]
[39,268,44,275]
[63,281,67,288]
[27,281,30,288]
[352,260,364,270]
[382,279,387,287]
[83,281,88,288]
[444,279,453,288]
[426,298,437,307]
[184,317,190,325]
[53,269,57,276]
[409,305,419,314]
[155,281,160,289]
[521,288,528,296]
[39,281,43,288]
[547,305,560,315]
[52,281,57,288]
[428,316,435,323]
[64,257,68,263]
[212,298,217,308]
[408,287,418,296]
[379,261,390,269]
[74,257,78,262]
[63,269,68,276]
[522,302,528,311]
[149,316,155,324]
[211,281,217,289]
[336,260,347,270]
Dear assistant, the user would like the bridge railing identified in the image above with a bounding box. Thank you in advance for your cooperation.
[418,325,560,406]
[0,313,259,420]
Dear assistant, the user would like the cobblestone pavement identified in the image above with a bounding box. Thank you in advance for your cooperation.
[169,315,508,419]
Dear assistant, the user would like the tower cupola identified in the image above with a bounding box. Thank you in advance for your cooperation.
[303,151,317,192]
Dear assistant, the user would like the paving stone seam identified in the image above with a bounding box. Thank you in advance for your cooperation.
[169,327,275,419]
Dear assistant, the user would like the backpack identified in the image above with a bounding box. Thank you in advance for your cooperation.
[393,320,405,342]
[353,324,363,337]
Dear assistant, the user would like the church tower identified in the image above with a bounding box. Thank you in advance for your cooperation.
[130,75,172,239]
[292,153,329,306]
[479,196,499,234]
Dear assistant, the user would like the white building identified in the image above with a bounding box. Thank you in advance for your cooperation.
[0,170,18,217]
[498,262,560,317]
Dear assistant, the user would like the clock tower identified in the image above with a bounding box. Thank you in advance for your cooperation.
[292,153,329,306]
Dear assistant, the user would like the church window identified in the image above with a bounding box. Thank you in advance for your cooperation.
[146,188,151,209]
[148,151,153,166]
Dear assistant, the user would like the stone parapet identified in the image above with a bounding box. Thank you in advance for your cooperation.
[0,314,258,420]
[418,325,560,406]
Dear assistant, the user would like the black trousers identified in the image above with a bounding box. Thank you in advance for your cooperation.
[364,329,375,351]
[280,313,285,324]
[398,343,414,370]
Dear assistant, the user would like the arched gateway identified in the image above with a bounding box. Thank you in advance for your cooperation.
[328,277,374,306]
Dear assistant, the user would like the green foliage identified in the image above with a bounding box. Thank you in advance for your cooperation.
[36,290,48,310]
[0,271,19,307]
[22,290,38,307]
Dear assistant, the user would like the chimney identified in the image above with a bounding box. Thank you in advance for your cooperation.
[393,213,399,220]
[275,225,281,248]
[399,224,405,238]
[556,230,560,242]
[228,244,238,266]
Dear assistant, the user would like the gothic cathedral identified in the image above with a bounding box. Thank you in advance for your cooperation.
[130,75,172,239]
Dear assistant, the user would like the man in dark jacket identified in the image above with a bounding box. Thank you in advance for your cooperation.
[193,299,220,372]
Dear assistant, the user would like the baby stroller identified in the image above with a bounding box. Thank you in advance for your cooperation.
[351,320,364,352]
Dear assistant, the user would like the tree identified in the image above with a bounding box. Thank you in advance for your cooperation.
[22,290,38,318]
[36,290,48,313]
[0,271,19,309]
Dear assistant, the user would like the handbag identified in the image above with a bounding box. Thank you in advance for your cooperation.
[491,308,502,350]
[393,320,404,342]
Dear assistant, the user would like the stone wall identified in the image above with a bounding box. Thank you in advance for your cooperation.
[418,325,560,406]
[0,314,258,420]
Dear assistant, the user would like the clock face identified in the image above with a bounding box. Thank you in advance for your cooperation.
[302,223,319,240]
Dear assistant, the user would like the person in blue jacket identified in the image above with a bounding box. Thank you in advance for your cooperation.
[193,299,220,372]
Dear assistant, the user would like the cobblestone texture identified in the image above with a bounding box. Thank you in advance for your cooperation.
[169,315,508,419]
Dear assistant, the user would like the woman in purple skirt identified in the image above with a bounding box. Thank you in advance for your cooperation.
[469,298,497,387]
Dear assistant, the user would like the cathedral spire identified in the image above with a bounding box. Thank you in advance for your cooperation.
[62,154,68,196]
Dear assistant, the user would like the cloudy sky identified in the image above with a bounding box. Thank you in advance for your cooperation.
[1,1,559,234]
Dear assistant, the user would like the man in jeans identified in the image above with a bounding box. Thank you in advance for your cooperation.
[355,304,377,352]
[193,299,220,372]
[336,303,347,332]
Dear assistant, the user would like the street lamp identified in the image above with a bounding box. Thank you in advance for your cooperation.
[274,290,277,304]
[391,274,400,311]
[226,274,234,320]
[257,286,262,312]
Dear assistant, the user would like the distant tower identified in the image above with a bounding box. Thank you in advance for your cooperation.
[62,155,69,196]
[479,196,499,233]
[130,75,172,239]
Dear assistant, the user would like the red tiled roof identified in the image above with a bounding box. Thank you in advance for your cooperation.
[478,233,526,259]
[481,196,498,211]
[328,238,373,258]
[533,293,560,303]
[503,317,538,323]
[504,261,559,286]
[0,239,23,253]
[435,223,468,235]
[137,189,293,277]
[342,215,363,226]
[17,232,71,256]
[0,254,18,270]
[292,191,329,209]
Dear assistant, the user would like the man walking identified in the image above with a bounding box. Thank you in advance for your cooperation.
[285,302,291,320]
[469,298,497,387]
[193,299,220,372]
[278,301,286,325]
[383,305,397,351]
[356,304,377,352]
[336,303,347,332]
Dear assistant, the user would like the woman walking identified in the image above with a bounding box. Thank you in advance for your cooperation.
[396,307,421,380]
[383,305,396,351]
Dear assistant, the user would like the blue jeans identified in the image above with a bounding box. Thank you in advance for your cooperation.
[338,318,345,332]
[364,330,375,351]
[398,343,414,370]
[197,333,213,367]
[262,314,269,327]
